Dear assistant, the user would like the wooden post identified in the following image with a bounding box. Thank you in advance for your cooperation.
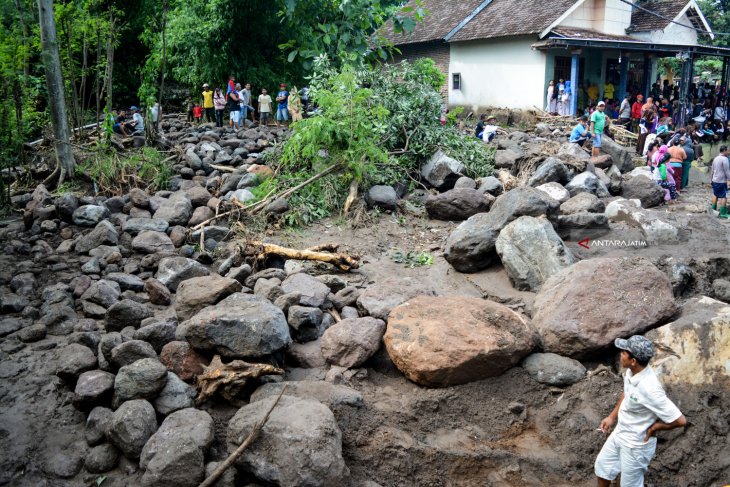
[38,0,75,183]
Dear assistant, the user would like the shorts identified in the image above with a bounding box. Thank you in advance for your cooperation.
[277,107,289,121]
[260,112,270,123]
[712,181,728,198]
[593,132,603,148]
[595,434,656,487]
[230,110,240,122]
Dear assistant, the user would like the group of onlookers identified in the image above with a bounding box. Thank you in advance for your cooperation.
[185,76,309,129]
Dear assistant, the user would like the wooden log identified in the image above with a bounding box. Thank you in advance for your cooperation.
[241,241,360,271]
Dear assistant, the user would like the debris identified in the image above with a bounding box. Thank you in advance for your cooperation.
[195,355,284,405]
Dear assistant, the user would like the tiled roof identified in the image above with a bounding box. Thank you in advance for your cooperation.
[551,27,640,42]
[378,0,580,45]
[628,0,689,32]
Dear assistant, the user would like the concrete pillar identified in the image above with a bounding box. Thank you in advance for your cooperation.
[618,52,629,100]
[570,53,579,116]
[678,53,693,128]
[643,55,652,99]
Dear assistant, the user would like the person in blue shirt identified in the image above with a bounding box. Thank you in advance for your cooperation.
[275,83,289,128]
[569,116,591,147]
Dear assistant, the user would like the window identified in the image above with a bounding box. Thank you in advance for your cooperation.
[452,73,461,90]
[553,56,585,85]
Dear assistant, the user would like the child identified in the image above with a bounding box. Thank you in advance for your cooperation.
[193,104,203,124]
[186,96,194,123]
[651,146,677,201]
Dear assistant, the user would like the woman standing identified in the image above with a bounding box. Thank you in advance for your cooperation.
[546,80,555,112]
[213,88,226,128]
[288,87,303,123]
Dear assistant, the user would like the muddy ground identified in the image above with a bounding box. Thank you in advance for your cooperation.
[1,163,729,487]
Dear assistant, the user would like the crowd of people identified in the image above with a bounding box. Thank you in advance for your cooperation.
[184,76,309,130]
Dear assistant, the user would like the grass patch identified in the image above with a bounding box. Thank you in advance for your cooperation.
[76,147,172,195]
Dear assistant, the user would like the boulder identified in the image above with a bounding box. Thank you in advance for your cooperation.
[187,206,214,227]
[106,299,153,332]
[365,185,398,211]
[110,340,157,369]
[645,296,730,385]
[421,150,465,189]
[713,279,730,303]
[73,205,111,226]
[521,353,586,387]
[477,176,503,196]
[153,372,196,415]
[175,275,242,321]
[144,278,172,305]
[558,142,590,161]
[600,136,635,173]
[320,317,386,368]
[425,188,491,221]
[156,257,210,291]
[357,277,437,320]
[106,273,144,292]
[75,221,119,253]
[621,175,664,208]
[123,218,169,236]
[55,193,79,222]
[81,279,121,309]
[535,182,570,203]
[129,188,150,208]
[160,341,208,382]
[532,257,676,357]
[85,444,119,473]
[73,370,115,410]
[560,192,605,214]
[384,296,536,387]
[176,293,291,359]
[132,231,175,254]
[527,157,569,186]
[494,149,520,169]
[495,216,574,291]
[56,343,98,383]
[114,358,168,403]
[153,195,192,226]
[604,198,642,222]
[453,176,477,189]
[86,406,113,446]
[281,273,331,308]
[557,212,610,239]
[107,399,158,460]
[444,187,560,273]
[134,321,177,353]
[227,395,348,486]
[140,408,214,487]
[288,305,325,343]
[565,171,610,197]
[591,154,614,170]
[251,381,363,409]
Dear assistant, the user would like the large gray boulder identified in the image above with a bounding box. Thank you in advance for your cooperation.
[176,293,292,358]
[106,299,153,332]
[132,231,175,254]
[73,370,115,410]
[156,257,210,291]
[535,182,570,203]
[123,218,169,236]
[621,175,664,208]
[106,399,158,460]
[565,171,610,197]
[600,136,635,173]
[421,150,465,189]
[114,358,168,403]
[175,275,242,321]
[81,279,121,309]
[522,352,586,386]
[495,216,574,291]
[140,408,214,487]
[560,192,605,214]
[73,205,111,226]
[227,395,349,486]
[75,221,119,254]
[365,185,398,211]
[527,157,569,186]
[425,188,491,221]
[281,273,331,308]
[320,317,386,367]
[153,372,196,415]
[153,194,192,226]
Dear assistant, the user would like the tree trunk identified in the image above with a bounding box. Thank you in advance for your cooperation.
[14,0,30,86]
[63,16,82,136]
[95,24,101,130]
[156,0,168,131]
[105,6,114,113]
[38,0,74,183]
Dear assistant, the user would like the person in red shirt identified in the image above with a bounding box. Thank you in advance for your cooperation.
[193,104,203,124]
[631,94,644,133]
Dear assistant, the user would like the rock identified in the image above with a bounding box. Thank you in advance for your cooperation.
[56,343,97,383]
[454,176,477,189]
[522,353,586,386]
[604,198,642,222]
[160,341,208,382]
[187,206,214,227]
[114,358,168,403]
[106,299,153,332]
[110,340,157,369]
[365,185,398,211]
[86,406,113,446]
[621,175,664,208]
[421,150,465,189]
[226,188,255,203]
[495,149,520,169]
[75,221,119,253]
[635,214,679,245]
[132,231,175,254]
[605,164,623,194]
[43,446,85,478]
[532,257,676,357]
[55,193,79,222]
[156,256,210,291]
[477,176,503,196]
[444,187,559,273]
[107,399,158,460]
[557,212,610,239]
[185,186,211,207]
[565,171,610,197]
[357,276,437,320]
[129,188,150,208]
[134,321,177,353]
[331,286,360,311]
[81,257,101,274]
[265,197,289,215]
[153,372,196,415]
[227,395,348,486]
[281,273,331,308]
[495,216,574,291]
[712,279,730,303]
[535,182,570,203]
[17,323,46,342]
[591,154,614,169]
[74,370,115,410]
[81,279,121,309]
[73,205,111,226]
[123,218,169,236]
[316,275,348,293]
[251,381,363,408]
[425,188,491,221]
[140,408,214,487]
[144,278,172,305]
[288,305,325,342]
[320,317,386,368]
[558,142,590,161]
[527,157,568,186]
[175,275,242,321]
[0,318,23,337]
[385,296,535,387]
[153,195,192,226]
[85,443,120,473]
[226,264,252,284]
[176,293,291,359]
[287,340,328,368]
[106,273,145,292]
[645,296,730,385]
[600,136,635,173]
[560,192,605,214]
[254,277,283,302]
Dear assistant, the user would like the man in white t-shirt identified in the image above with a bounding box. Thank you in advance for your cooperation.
[595,335,686,487]
[258,88,272,126]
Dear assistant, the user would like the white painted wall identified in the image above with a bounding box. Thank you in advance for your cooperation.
[558,0,633,34]
[631,13,699,45]
[560,0,597,30]
[448,37,546,110]
[601,0,633,35]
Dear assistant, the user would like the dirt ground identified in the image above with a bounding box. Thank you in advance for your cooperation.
[1,164,729,487]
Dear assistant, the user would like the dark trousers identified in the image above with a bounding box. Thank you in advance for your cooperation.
[205,107,214,123]
[215,109,224,127]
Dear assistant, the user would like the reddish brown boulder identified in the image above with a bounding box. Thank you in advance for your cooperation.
[160,341,209,382]
[144,278,171,306]
[384,296,536,387]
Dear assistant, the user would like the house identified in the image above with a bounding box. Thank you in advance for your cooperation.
[380,0,730,120]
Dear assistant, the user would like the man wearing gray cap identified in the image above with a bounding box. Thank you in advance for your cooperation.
[595,335,686,487]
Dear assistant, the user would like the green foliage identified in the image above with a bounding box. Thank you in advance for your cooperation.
[698,0,729,47]
[76,146,171,195]
[390,249,433,268]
